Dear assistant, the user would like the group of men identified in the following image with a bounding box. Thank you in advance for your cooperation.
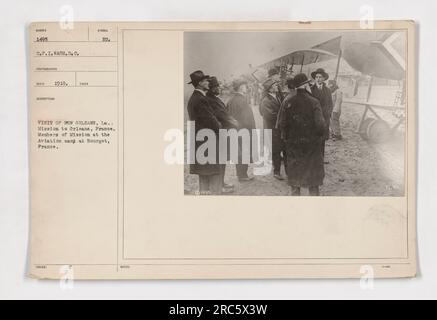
[186,67,343,196]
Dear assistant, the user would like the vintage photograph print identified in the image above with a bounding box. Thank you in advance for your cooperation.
[184,31,406,197]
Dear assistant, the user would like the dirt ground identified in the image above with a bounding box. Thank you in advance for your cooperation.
[184,101,405,197]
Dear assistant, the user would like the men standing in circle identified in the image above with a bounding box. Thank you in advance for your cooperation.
[187,70,223,195]
[327,79,343,141]
[206,76,239,194]
[310,68,333,163]
[259,78,285,180]
[227,79,257,182]
[280,73,326,196]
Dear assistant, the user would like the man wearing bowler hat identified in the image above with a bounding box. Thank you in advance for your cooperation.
[310,68,333,162]
[187,70,223,195]
[206,76,238,193]
[280,73,326,196]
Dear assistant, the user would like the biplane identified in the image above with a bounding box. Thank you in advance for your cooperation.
[253,32,406,143]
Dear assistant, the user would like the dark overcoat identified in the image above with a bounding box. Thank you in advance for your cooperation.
[311,83,333,140]
[226,93,257,163]
[276,90,297,130]
[259,93,281,129]
[206,92,238,162]
[187,90,222,176]
[206,92,238,130]
[227,93,256,130]
[280,89,326,187]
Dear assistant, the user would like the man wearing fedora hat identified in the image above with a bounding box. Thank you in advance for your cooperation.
[280,73,326,196]
[310,68,333,162]
[259,78,286,180]
[206,76,239,193]
[187,70,223,195]
[227,78,257,182]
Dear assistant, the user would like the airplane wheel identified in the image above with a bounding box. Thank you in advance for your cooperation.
[359,118,375,140]
[366,119,392,143]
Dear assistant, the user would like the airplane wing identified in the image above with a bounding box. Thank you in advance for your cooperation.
[258,48,338,70]
[343,32,406,80]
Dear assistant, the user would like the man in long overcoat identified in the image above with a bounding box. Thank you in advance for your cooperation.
[310,68,333,161]
[226,79,257,181]
[206,76,238,193]
[280,73,326,196]
[259,78,286,180]
[187,70,222,195]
